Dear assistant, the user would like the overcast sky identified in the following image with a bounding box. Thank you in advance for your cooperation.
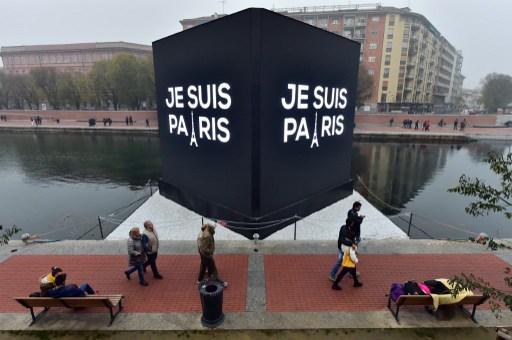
[0,0,509,88]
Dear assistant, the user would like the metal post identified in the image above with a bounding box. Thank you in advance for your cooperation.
[149,180,153,195]
[294,220,297,240]
[201,217,204,227]
[98,216,104,239]
[407,213,413,237]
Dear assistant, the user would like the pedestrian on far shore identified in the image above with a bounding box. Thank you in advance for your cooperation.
[414,120,419,130]
[389,117,394,127]
[129,116,133,126]
[146,119,150,128]
[124,227,148,286]
[453,119,458,130]
[197,223,228,287]
[125,116,129,126]
[142,220,163,279]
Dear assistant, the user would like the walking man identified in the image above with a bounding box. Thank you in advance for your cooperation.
[347,201,364,244]
[197,223,228,287]
[142,220,163,279]
[328,219,356,281]
[124,227,148,286]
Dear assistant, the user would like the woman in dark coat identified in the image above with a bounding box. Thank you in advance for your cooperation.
[124,227,148,286]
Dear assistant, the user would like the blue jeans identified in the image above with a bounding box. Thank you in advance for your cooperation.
[126,263,145,283]
[329,249,343,278]
[79,283,95,295]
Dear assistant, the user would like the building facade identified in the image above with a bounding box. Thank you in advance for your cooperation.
[0,42,152,75]
[462,88,482,112]
[180,4,464,112]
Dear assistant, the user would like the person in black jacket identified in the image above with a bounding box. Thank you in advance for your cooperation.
[347,201,364,243]
[328,219,356,281]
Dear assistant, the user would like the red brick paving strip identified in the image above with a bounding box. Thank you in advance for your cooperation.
[265,254,509,312]
[0,255,247,313]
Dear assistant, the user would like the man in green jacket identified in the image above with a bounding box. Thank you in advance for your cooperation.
[197,223,228,287]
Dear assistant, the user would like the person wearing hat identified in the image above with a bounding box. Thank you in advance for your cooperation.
[197,223,228,287]
[39,266,62,295]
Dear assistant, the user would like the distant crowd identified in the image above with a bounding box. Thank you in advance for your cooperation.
[388,117,468,131]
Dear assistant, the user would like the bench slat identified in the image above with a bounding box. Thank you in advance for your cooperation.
[15,295,124,309]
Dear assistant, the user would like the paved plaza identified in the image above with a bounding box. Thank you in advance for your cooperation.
[0,239,511,332]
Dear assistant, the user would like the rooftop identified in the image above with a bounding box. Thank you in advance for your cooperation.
[0,42,152,55]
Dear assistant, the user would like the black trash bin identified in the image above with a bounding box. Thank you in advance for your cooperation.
[199,280,225,328]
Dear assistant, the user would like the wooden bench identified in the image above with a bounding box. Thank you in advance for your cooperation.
[387,294,488,323]
[14,295,124,326]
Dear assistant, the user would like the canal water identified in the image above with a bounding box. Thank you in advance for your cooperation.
[0,132,510,240]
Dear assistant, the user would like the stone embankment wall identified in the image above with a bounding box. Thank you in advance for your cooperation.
[0,110,507,127]
[0,110,157,122]
[355,113,499,126]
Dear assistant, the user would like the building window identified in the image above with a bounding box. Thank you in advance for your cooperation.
[382,80,389,91]
[389,15,395,26]
[331,19,339,25]
[368,69,375,76]
[371,31,378,36]
[386,47,392,53]
[381,93,387,102]
[386,41,393,48]
[387,34,393,39]
[371,16,380,22]
[305,18,315,25]
[318,17,328,27]
[343,30,352,38]
[383,68,390,78]
[368,56,376,63]
[384,55,391,66]
[369,43,377,49]
[344,16,355,26]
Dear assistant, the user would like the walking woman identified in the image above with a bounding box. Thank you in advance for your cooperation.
[124,227,148,286]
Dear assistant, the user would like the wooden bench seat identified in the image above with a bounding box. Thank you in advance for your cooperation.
[387,294,488,323]
[14,294,124,326]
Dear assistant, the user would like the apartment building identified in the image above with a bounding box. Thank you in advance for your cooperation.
[0,42,152,75]
[180,4,464,112]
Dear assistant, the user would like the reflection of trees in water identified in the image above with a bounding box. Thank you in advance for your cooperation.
[0,133,162,187]
[466,141,510,163]
[352,142,450,213]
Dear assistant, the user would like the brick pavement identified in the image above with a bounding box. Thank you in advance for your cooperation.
[265,253,509,312]
[0,255,247,313]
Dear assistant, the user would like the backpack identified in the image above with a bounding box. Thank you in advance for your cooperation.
[390,283,405,302]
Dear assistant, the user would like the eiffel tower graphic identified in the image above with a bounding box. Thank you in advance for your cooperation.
[310,112,319,148]
[190,111,198,147]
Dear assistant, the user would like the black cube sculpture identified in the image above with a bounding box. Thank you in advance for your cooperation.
[153,8,360,239]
